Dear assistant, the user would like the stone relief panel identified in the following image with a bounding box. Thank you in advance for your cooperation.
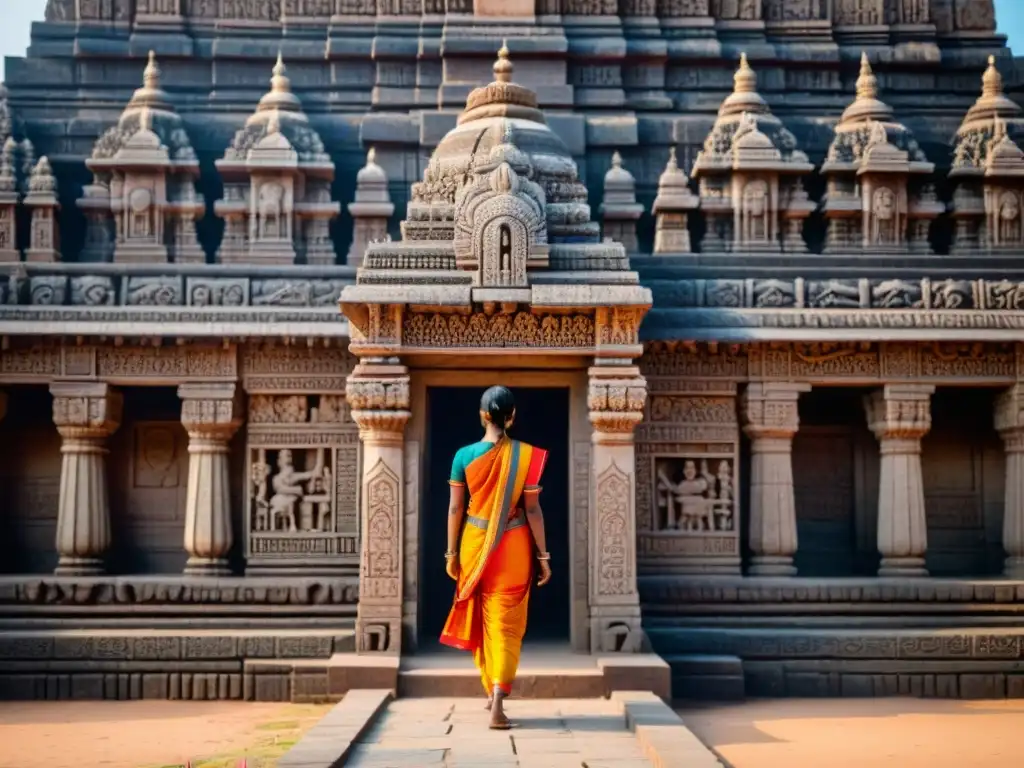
[245,393,359,573]
[240,344,355,394]
[653,455,735,534]
[635,366,741,574]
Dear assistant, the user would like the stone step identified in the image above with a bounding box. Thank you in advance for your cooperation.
[665,654,746,702]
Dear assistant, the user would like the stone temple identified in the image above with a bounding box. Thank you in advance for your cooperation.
[0,0,1023,703]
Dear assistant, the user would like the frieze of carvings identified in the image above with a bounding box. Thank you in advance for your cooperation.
[0,307,349,326]
[241,345,355,393]
[641,342,748,380]
[596,307,645,348]
[741,342,1020,382]
[656,0,710,17]
[653,455,735,533]
[93,346,237,381]
[402,311,595,349]
[2,577,359,606]
[653,277,1024,312]
[3,271,348,309]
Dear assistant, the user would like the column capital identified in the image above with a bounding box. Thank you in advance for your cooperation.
[995,384,1024,440]
[347,362,411,442]
[587,365,647,439]
[864,384,935,441]
[178,382,244,441]
[50,381,122,439]
[741,381,810,439]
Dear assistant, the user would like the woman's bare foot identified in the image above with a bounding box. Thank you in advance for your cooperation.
[488,692,512,730]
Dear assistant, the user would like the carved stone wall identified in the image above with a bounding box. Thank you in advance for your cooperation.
[637,345,743,574]
[240,345,360,575]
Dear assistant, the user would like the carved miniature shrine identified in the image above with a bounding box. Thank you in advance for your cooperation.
[0,0,1023,704]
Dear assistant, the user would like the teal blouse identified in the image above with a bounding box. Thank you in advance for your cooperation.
[449,441,497,486]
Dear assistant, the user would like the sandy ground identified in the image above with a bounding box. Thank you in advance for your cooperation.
[677,698,1024,768]
[0,700,331,768]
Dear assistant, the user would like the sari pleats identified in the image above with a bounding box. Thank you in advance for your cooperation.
[440,438,548,695]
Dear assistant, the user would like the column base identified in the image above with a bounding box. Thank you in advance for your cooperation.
[749,556,797,577]
[878,557,928,577]
[184,557,232,576]
[54,557,105,575]
[1004,557,1024,579]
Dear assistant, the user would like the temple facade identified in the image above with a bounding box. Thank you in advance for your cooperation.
[1,0,1024,702]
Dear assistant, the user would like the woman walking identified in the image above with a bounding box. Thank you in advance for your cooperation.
[440,386,552,730]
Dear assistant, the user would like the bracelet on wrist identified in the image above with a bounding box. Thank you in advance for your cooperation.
[536,551,551,561]
[444,550,457,560]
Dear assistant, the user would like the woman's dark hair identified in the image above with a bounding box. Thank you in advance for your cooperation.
[480,386,516,430]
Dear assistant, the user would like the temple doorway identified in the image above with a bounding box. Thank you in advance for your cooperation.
[420,385,571,646]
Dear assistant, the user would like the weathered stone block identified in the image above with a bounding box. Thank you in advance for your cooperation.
[72,674,104,699]
[142,674,168,700]
[255,674,291,702]
[935,675,959,698]
[1007,675,1024,698]
[840,675,874,697]
[959,674,1005,699]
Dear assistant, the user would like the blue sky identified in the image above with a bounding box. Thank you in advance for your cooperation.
[0,0,1022,81]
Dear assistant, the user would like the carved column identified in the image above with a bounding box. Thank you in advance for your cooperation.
[179,383,245,576]
[587,365,647,653]
[741,382,810,577]
[347,361,410,654]
[995,385,1024,578]
[864,384,934,577]
[50,382,123,575]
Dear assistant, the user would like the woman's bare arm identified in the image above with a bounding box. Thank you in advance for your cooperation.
[523,492,548,554]
[447,484,466,554]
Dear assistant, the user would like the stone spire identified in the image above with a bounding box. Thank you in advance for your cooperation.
[839,53,894,125]
[459,43,545,125]
[0,137,18,261]
[962,55,1022,127]
[652,148,700,255]
[348,146,395,269]
[126,51,172,114]
[600,151,643,256]
[24,155,60,262]
[719,53,769,117]
[257,53,303,116]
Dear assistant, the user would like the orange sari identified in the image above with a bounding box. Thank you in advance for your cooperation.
[440,438,548,696]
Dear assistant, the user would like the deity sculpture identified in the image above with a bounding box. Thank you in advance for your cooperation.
[252,447,332,533]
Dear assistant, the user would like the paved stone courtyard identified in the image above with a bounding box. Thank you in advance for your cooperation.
[678,697,1024,768]
[347,697,655,767]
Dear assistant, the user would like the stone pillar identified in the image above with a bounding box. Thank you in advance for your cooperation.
[587,365,647,653]
[995,385,1024,578]
[178,383,245,576]
[50,382,122,575]
[741,381,810,577]
[863,384,934,577]
[347,360,410,654]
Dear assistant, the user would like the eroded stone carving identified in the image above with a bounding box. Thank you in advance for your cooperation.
[654,456,734,533]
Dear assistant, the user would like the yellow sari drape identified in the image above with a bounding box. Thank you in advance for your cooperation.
[440,438,548,696]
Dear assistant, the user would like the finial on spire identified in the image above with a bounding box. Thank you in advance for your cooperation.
[143,50,160,90]
[734,52,756,94]
[856,51,879,101]
[611,150,623,169]
[982,54,1003,99]
[494,40,514,84]
[271,52,290,94]
[667,146,678,169]
[367,146,376,165]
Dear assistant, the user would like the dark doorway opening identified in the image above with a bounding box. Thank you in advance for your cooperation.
[421,385,571,647]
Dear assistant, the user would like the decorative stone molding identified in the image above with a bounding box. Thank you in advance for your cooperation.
[600,152,644,256]
[994,384,1024,578]
[179,383,245,576]
[864,384,935,577]
[741,381,810,577]
[49,381,123,575]
[652,148,700,255]
[347,148,394,269]
[347,361,410,653]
